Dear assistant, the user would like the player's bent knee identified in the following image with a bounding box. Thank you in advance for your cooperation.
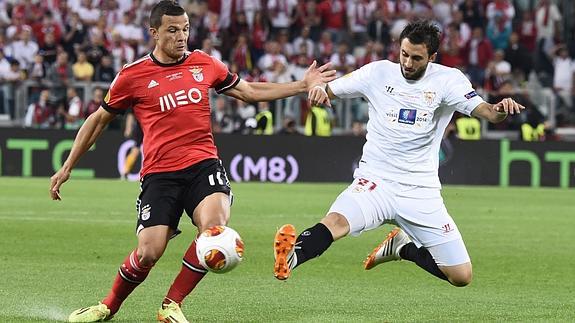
[320,212,350,240]
[137,247,162,268]
[444,263,473,287]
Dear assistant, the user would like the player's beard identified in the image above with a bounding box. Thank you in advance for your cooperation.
[401,63,428,81]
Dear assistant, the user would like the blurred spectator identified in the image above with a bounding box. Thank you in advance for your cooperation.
[24,89,55,128]
[113,12,144,49]
[518,10,536,53]
[110,31,135,72]
[451,10,471,45]
[63,12,87,61]
[317,30,335,63]
[486,49,512,92]
[251,10,269,63]
[28,54,46,81]
[267,0,298,37]
[317,0,347,43]
[201,37,222,62]
[277,117,301,135]
[292,26,314,60]
[0,2,10,27]
[73,51,95,81]
[229,34,253,75]
[6,15,31,41]
[258,41,288,82]
[439,23,465,69]
[232,99,256,134]
[39,32,59,65]
[504,32,531,82]
[5,27,38,70]
[367,8,391,46]
[535,0,561,75]
[458,0,484,29]
[305,105,331,136]
[85,87,104,117]
[550,45,575,114]
[12,0,44,26]
[357,41,384,66]
[32,11,62,48]
[235,0,262,28]
[330,43,356,76]
[296,0,322,40]
[3,60,25,117]
[486,0,514,31]
[255,101,274,135]
[486,3,513,50]
[59,87,84,130]
[82,33,110,67]
[432,0,453,26]
[78,0,101,26]
[95,55,116,82]
[47,52,73,100]
[276,29,294,59]
[347,0,376,47]
[212,96,233,133]
[463,26,494,88]
[0,50,9,77]
[489,80,546,135]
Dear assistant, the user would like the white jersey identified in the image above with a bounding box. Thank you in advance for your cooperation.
[329,60,484,188]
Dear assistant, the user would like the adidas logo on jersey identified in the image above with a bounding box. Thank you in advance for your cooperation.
[148,80,159,88]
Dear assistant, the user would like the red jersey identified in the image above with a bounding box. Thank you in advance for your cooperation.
[103,50,239,177]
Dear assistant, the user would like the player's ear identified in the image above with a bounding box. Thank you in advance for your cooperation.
[429,52,437,62]
[149,27,159,40]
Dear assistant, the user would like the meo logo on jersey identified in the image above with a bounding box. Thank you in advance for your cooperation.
[159,87,203,112]
[398,108,417,125]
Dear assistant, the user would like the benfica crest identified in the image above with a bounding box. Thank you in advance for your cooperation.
[189,67,204,82]
[423,91,436,106]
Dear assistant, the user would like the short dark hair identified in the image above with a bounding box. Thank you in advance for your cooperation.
[150,0,186,29]
[399,20,441,56]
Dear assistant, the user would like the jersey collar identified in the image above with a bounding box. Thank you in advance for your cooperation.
[150,51,189,67]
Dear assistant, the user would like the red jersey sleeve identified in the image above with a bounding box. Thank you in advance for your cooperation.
[211,56,240,94]
[102,69,133,114]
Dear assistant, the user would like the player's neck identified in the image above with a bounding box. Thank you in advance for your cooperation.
[151,49,186,65]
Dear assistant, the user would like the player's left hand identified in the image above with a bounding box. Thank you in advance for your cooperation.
[50,168,71,200]
[303,60,336,93]
[493,98,525,115]
[308,84,331,107]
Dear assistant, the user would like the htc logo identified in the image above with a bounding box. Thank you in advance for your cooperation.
[159,88,202,112]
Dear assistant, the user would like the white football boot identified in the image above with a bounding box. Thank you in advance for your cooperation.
[364,227,411,270]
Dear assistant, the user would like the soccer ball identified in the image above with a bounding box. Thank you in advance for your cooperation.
[196,225,244,273]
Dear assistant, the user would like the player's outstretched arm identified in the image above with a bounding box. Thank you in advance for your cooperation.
[224,61,336,104]
[471,98,525,124]
[50,107,116,200]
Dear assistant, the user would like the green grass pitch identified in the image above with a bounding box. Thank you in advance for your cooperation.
[0,177,573,322]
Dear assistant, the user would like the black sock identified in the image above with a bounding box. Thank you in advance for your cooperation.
[293,223,334,268]
[399,242,448,281]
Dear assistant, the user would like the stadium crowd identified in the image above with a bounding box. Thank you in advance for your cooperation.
[0,0,573,140]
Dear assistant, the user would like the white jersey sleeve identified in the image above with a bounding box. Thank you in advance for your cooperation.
[443,69,484,116]
[328,62,375,99]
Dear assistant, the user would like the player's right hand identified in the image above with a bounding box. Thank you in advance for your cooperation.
[50,168,71,200]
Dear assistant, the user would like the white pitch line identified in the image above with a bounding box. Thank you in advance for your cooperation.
[0,215,134,224]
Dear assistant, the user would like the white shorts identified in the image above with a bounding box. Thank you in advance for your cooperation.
[328,171,470,266]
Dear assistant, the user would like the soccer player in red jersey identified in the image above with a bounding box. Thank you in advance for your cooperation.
[49,1,335,322]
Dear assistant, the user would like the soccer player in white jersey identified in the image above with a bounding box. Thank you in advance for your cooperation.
[273,20,525,286]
